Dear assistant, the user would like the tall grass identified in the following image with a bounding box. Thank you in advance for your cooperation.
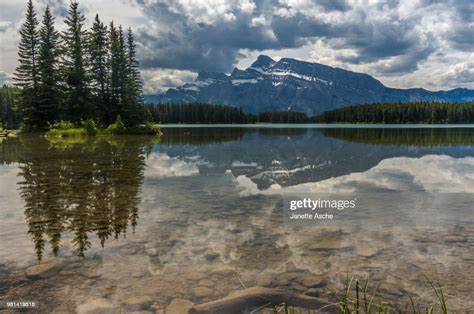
[338,274,448,314]
[261,274,448,314]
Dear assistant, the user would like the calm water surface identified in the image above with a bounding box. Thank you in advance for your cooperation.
[0,127,473,312]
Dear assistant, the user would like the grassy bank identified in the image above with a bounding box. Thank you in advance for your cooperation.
[261,275,448,314]
[44,117,161,137]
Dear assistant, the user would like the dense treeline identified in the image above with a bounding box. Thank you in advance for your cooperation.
[0,85,21,129]
[148,103,248,124]
[14,0,145,130]
[322,128,474,147]
[149,102,474,124]
[148,103,311,124]
[257,111,309,123]
[314,102,474,124]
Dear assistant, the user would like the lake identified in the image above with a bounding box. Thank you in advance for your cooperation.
[0,126,473,312]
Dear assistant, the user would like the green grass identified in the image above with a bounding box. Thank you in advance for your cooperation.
[45,117,161,137]
[260,274,449,314]
[337,274,448,314]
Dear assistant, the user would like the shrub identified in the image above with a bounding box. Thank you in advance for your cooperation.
[145,121,161,134]
[105,115,127,135]
[81,119,99,135]
[48,120,75,130]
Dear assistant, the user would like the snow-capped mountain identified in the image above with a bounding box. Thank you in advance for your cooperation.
[145,55,474,115]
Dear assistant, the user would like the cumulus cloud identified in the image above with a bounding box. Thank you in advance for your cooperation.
[141,68,197,93]
[0,0,472,92]
[236,155,474,195]
[439,60,474,87]
[145,153,199,178]
[37,0,71,18]
[0,71,12,86]
[127,0,473,88]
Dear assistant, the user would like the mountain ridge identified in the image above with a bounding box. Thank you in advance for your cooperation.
[145,55,474,115]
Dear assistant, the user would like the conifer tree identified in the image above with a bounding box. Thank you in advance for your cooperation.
[117,25,127,111]
[37,5,61,127]
[124,27,144,125]
[90,14,109,123]
[14,0,40,129]
[108,22,121,123]
[61,1,92,121]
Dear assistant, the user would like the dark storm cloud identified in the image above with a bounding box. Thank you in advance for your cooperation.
[125,0,471,77]
[135,0,286,72]
[316,0,351,12]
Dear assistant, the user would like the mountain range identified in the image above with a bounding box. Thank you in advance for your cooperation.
[145,55,474,115]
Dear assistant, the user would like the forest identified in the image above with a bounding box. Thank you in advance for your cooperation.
[147,103,310,124]
[12,0,146,131]
[0,85,21,129]
[147,102,474,124]
[313,101,474,124]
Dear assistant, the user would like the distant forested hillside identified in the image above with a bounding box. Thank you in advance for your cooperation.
[313,102,474,124]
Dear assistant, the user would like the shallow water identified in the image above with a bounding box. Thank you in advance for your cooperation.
[0,127,473,312]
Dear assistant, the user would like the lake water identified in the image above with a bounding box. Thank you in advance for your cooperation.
[0,126,473,312]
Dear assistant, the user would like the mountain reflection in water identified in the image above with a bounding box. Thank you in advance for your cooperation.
[0,127,473,312]
[0,127,473,259]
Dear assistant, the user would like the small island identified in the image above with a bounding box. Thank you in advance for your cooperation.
[0,0,159,136]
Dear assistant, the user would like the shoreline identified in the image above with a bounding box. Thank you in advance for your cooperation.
[158,123,474,128]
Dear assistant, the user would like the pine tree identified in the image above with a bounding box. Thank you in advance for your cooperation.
[14,0,40,129]
[90,14,109,124]
[117,25,127,113]
[124,27,144,125]
[61,1,92,121]
[37,5,61,128]
[108,22,121,123]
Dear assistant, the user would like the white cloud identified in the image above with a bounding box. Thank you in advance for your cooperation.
[0,71,12,86]
[235,155,474,195]
[144,152,211,178]
[0,0,472,91]
[141,68,197,93]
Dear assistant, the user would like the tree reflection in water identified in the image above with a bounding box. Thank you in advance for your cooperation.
[1,135,157,260]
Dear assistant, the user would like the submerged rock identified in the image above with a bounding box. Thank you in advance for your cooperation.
[356,246,382,258]
[256,272,275,287]
[188,286,336,313]
[192,286,214,298]
[298,276,325,288]
[166,298,194,314]
[25,261,61,279]
[76,297,114,314]
[186,271,207,281]
[125,296,153,311]
[309,241,353,251]
[198,279,214,288]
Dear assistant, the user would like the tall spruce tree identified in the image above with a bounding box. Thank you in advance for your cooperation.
[108,22,120,123]
[124,27,144,125]
[90,14,109,124]
[14,0,40,129]
[37,5,61,128]
[117,26,127,114]
[61,1,92,121]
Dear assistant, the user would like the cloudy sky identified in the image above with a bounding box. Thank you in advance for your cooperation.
[0,0,472,94]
